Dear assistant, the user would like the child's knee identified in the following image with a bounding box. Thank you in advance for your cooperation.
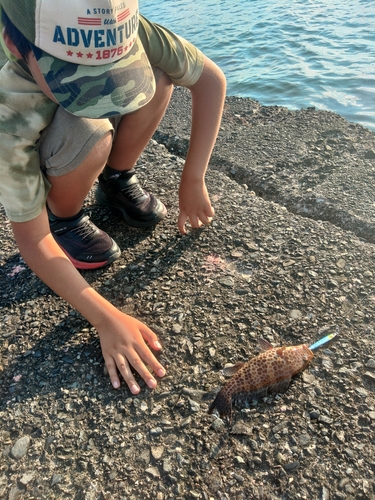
[87,131,113,168]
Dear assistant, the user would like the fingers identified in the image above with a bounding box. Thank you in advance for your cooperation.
[178,208,214,233]
[178,211,188,234]
[105,353,160,393]
[104,343,165,394]
[105,354,141,394]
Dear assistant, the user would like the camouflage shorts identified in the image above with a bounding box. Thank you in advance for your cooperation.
[39,67,164,177]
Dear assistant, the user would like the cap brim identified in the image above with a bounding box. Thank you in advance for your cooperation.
[31,37,156,118]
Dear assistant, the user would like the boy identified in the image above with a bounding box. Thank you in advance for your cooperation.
[0,0,226,394]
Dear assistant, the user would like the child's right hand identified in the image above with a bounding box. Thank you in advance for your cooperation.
[97,310,166,394]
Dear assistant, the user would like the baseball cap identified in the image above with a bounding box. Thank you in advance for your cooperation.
[0,0,156,118]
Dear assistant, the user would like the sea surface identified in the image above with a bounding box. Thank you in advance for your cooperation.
[141,0,375,130]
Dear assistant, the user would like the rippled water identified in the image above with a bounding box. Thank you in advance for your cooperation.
[141,0,375,130]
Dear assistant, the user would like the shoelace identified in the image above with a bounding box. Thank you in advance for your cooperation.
[121,182,147,203]
[71,216,97,240]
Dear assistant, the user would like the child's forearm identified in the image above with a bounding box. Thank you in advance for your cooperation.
[10,208,165,391]
[11,211,112,323]
[185,55,226,179]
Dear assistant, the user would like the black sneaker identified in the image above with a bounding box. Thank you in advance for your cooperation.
[95,169,167,228]
[49,209,121,270]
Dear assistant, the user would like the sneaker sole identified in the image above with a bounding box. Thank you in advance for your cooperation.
[95,186,167,228]
[57,242,121,270]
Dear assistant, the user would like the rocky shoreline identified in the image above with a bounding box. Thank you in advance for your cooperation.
[1,89,374,500]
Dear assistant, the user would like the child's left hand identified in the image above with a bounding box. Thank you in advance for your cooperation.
[177,175,214,234]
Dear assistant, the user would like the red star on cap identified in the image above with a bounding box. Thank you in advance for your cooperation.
[86,53,93,59]
[77,52,83,58]
[67,50,73,57]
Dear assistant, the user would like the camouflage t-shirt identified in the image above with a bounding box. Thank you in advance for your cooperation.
[0,16,205,223]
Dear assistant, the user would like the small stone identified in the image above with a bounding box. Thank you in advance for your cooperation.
[365,358,375,369]
[355,387,368,397]
[368,411,375,420]
[283,461,299,471]
[318,415,333,425]
[20,472,34,486]
[180,416,192,428]
[230,422,253,435]
[219,277,235,287]
[364,371,375,382]
[150,427,163,436]
[289,309,302,319]
[235,456,246,464]
[163,459,172,473]
[189,399,200,412]
[321,486,330,500]
[338,477,350,489]
[138,449,151,464]
[336,258,346,269]
[190,492,201,499]
[51,474,62,486]
[11,436,30,460]
[298,433,311,447]
[145,467,160,478]
[172,324,182,334]
[231,250,243,258]
[211,418,225,431]
[151,446,165,460]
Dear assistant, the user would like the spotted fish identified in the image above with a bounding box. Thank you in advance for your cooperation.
[208,338,314,422]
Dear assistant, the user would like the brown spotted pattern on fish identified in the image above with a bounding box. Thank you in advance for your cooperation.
[208,339,314,422]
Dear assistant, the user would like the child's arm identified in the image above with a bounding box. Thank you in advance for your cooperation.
[11,207,166,393]
[178,55,226,234]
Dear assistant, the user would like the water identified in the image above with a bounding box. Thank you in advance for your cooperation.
[141,0,375,130]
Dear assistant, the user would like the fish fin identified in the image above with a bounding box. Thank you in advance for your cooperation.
[208,390,233,423]
[267,378,291,395]
[257,338,274,351]
[222,362,245,376]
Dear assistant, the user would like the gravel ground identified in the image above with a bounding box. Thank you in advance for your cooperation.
[0,89,374,500]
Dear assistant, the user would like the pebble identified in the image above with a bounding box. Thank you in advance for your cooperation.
[189,399,200,412]
[51,474,62,486]
[163,459,172,473]
[289,309,302,319]
[219,277,235,287]
[150,427,163,437]
[298,433,311,446]
[151,446,165,460]
[321,486,330,500]
[338,477,350,490]
[283,461,299,471]
[211,418,225,431]
[20,472,34,486]
[365,358,375,369]
[145,467,160,478]
[11,436,30,460]
[364,371,375,382]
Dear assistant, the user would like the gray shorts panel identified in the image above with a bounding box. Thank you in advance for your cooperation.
[38,106,116,177]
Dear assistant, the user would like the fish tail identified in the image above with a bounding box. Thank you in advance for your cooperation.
[208,389,232,421]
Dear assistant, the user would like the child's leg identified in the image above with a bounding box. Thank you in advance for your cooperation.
[46,131,112,218]
[108,71,173,171]
[39,109,120,270]
[96,71,174,226]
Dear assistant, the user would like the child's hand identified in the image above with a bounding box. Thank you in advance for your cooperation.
[97,311,166,394]
[178,176,214,234]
